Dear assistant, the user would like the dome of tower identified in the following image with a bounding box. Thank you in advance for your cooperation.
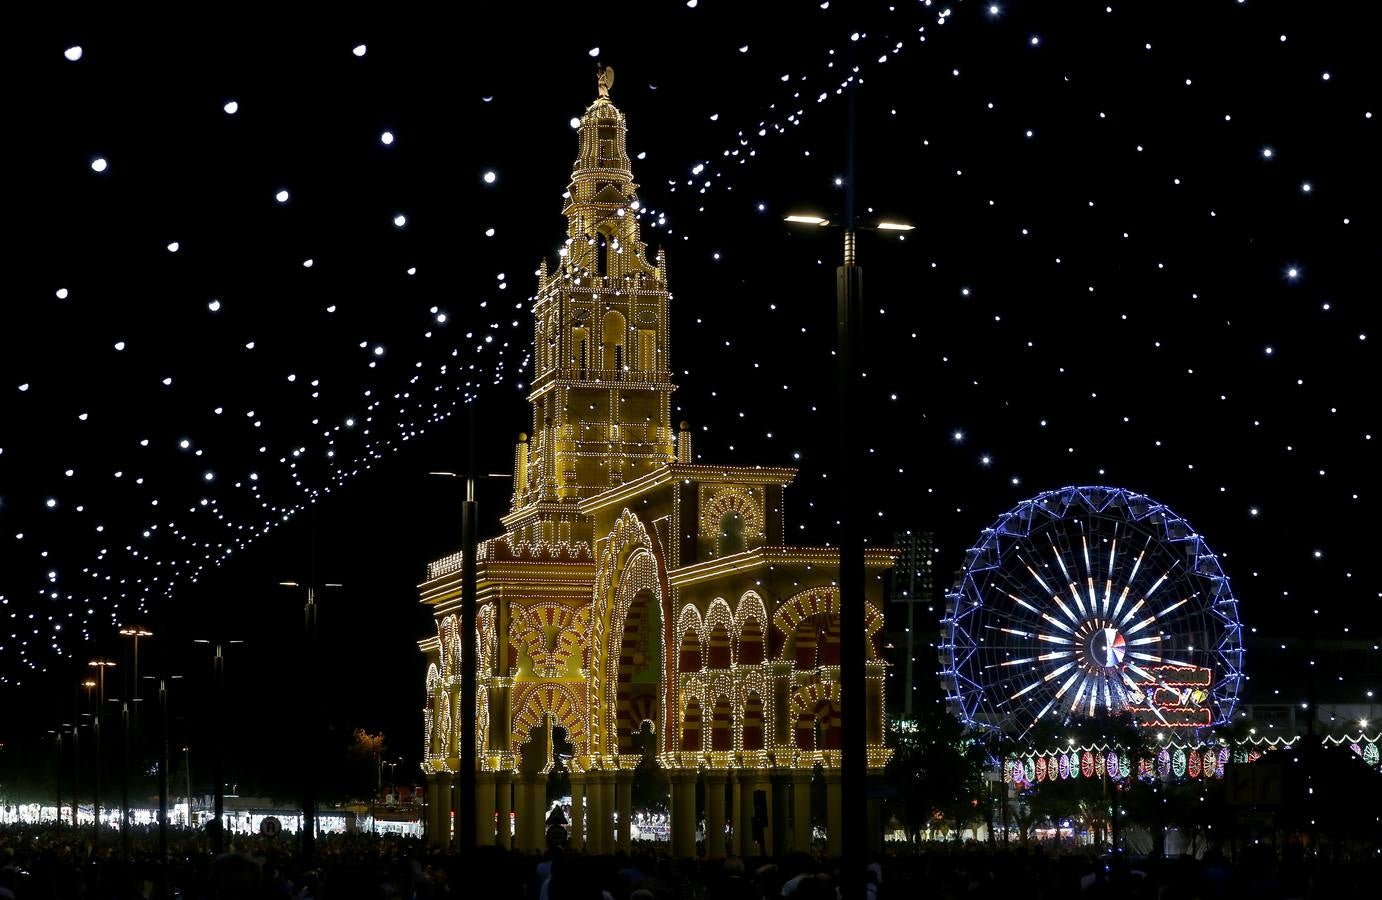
[581,97,625,125]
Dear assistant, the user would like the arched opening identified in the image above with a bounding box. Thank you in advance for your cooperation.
[602,310,626,373]
[794,707,815,750]
[793,620,819,670]
[706,622,732,669]
[616,589,662,754]
[681,697,702,751]
[678,627,702,674]
[711,696,733,751]
[547,725,575,815]
[820,614,842,666]
[638,329,656,372]
[790,614,842,669]
[739,617,764,665]
[743,691,765,751]
[719,510,746,555]
[572,326,589,377]
[631,721,670,833]
[817,700,842,750]
[593,234,608,277]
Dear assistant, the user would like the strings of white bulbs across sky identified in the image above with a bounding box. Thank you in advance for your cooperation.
[0,1,1375,701]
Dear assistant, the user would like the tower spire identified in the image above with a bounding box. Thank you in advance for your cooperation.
[510,75,676,521]
[563,65,653,280]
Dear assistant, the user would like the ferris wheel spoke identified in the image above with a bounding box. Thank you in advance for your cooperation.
[1004,591,1041,614]
[1040,613,1076,635]
[1068,580,1089,619]
[1110,584,1132,623]
[1157,597,1190,619]
[1051,593,1080,625]
[1052,667,1083,700]
[1125,613,1159,636]
[1069,674,1090,712]
[1118,597,1146,627]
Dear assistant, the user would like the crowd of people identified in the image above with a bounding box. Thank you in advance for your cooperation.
[0,822,1377,899]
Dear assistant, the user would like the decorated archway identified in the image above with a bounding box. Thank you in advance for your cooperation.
[512,681,589,768]
[589,508,672,760]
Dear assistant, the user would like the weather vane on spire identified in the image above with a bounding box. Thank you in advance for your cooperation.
[597,63,614,99]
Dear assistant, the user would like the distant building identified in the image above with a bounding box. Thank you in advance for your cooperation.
[886,531,937,718]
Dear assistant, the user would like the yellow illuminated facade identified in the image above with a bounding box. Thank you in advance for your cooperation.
[418,75,891,858]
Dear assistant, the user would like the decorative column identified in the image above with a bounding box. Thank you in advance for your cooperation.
[585,770,607,854]
[614,770,635,853]
[866,770,884,853]
[730,774,743,857]
[513,774,533,852]
[527,772,548,851]
[770,768,792,856]
[599,772,616,853]
[475,771,497,846]
[745,772,774,856]
[441,775,456,847]
[824,769,844,858]
[495,771,514,849]
[426,775,445,847]
[568,772,586,850]
[669,769,699,858]
[703,770,728,859]
[790,769,813,854]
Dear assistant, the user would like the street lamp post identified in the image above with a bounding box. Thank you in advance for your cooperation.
[279,581,340,863]
[117,626,154,721]
[51,729,64,825]
[785,210,912,888]
[77,679,95,828]
[183,746,193,828]
[145,674,182,867]
[88,658,117,843]
[120,700,131,861]
[193,639,242,853]
[428,468,508,852]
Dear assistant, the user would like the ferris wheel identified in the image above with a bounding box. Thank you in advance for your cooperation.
[940,486,1245,738]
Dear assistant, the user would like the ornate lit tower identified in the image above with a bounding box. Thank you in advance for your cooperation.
[506,70,675,549]
[418,68,891,860]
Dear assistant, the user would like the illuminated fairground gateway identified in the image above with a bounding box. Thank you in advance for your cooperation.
[417,71,892,858]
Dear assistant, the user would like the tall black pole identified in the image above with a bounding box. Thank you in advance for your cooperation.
[212,646,225,854]
[837,59,867,896]
[159,679,170,867]
[121,702,131,861]
[94,667,105,844]
[184,746,193,829]
[303,589,317,864]
[458,474,478,852]
[55,731,63,826]
[72,713,80,828]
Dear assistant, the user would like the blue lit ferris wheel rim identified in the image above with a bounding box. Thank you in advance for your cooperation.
[941,486,1245,738]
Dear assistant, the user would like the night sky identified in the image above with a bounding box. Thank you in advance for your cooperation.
[2,2,1378,791]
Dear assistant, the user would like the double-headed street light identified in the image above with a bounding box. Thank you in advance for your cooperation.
[193,638,243,853]
[87,658,117,843]
[145,673,182,867]
[786,208,912,886]
[428,469,509,851]
[75,679,96,827]
[279,580,340,864]
[117,626,154,719]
